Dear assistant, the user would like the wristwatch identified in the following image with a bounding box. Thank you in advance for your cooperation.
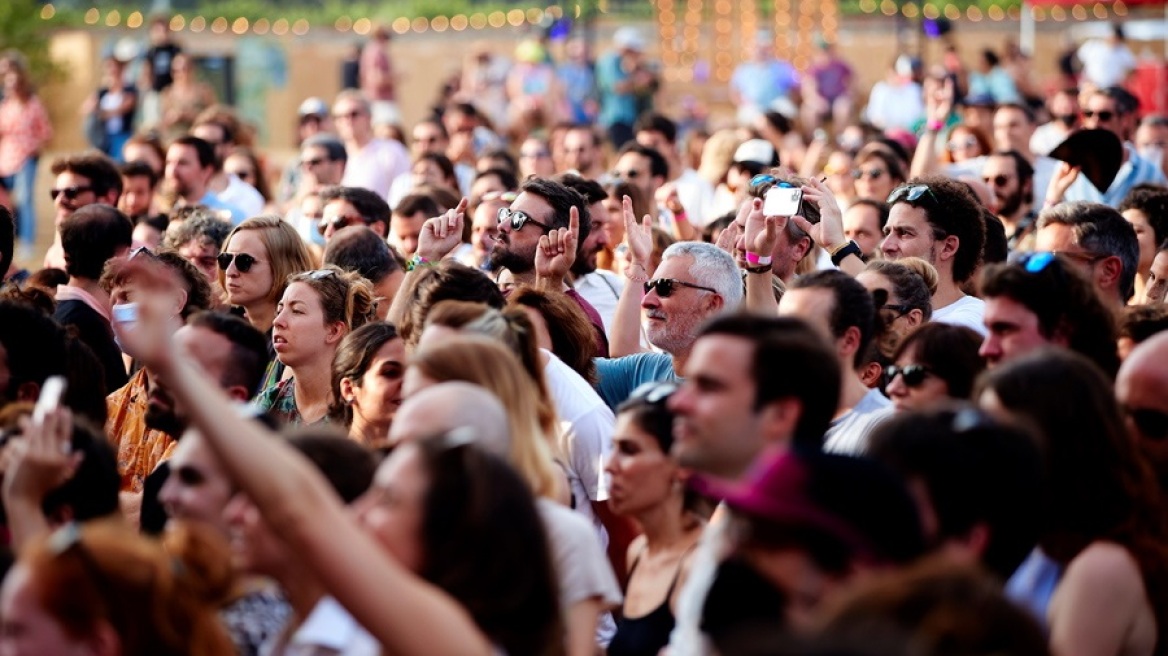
[829,240,862,266]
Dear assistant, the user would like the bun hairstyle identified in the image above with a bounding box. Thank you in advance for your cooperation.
[287,265,377,332]
[17,519,235,656]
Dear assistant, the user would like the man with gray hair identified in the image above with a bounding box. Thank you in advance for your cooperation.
[596,214,744,408]
[1034,200,1140,310]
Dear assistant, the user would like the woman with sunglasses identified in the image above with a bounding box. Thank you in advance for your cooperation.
[856,258,935,358]
[256,266,377,426]
[976,350,1168,656]
[218,216,314,386]
[605,382,704,656]
[852,144,904,202]
[885,323,984,413]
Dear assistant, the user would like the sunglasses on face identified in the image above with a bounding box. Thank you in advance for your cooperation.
[643,278,718,298]
[318,215,365,235]
[497,207,551,232]
[300,157,327,168]
[852,168,886,180]
[333,110,366,121]
[217,252,262,273]
[1055,113,1078,126]
[1083,109,1116,121]
[613,169,642,180]
[881,303,913,319]
[947,136,979,151]
[885,364,932,387]
[983,174,1012,188]
[1126,406,1168,440]
[50,185,94,201]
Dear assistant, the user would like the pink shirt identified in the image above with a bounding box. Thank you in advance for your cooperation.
[0,96,52,176]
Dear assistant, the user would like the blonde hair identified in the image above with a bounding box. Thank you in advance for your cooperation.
[219,215,314,307]
[410,335,564,501]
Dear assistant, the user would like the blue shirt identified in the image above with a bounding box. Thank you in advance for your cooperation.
[594,352,679,410]
[730,59,800,110]
[1063,144,1168,207]
[596,52,637,128]
[199,191,248,225]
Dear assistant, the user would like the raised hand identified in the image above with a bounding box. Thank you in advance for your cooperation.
[535,206,580,289]
[1047,161,1081,203]
[623,195,654,273]
[745,197,780,259]
[924,76,955,124]
[111,286,184,375]
[416,197,468,262]
[4,408,81,506]
[793,177,847,251]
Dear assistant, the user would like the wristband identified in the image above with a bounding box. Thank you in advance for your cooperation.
[745,251,773,266]
[625,263,650,283]
[406,254,433,272]
[744,263,773,275]
[926,119,944,132]
[829,240,862,267]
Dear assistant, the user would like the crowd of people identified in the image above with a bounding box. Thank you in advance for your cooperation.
[0,14,1167,656]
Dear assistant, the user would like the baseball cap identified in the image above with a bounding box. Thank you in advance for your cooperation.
[613,27,646,52]
[733,139,777,166]
[693,450,924,565]
[298,97,329,118]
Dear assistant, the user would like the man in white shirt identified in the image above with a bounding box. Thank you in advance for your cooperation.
[191,118,265,217]
[333,90,409,201]
[1078,25,1137,89]
[635,113,715,225]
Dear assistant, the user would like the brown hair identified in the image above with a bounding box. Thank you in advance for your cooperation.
[17,519,235,655]
[507,285,598,385]
[285,266,376,333]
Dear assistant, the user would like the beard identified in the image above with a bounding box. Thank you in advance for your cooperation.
[997,188,1024,217]
[489,243,535,274]
[144,389,186,437]
[570,248,598,276]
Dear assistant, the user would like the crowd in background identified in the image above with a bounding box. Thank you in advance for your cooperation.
[0,12,1166,656]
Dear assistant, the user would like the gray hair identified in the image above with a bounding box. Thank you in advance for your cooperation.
[1038,201,1140,300]
[661,241,744,311]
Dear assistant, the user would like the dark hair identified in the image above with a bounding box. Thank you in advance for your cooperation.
[0,300,67,402]
[893,176,986,283]
[475,167,519,193]
[1095,85,1140,116]
[982,48,1001,67]
[415,437,563,656]
[60,205,133,280]
[556,173,607,206]
[790,270,877,368]
[285,431,377,503]
[974,349,1168,623]
[320,185,392,226]
[186,311,270,395]
[990,149,1034,189]
[850,199,891,232]
[698,315,841,450]
[42,417,121,523]
[301,133,348,163]
[162,211,231,251]
[398,261,506,347]
[120,159,159,189]
[519,177,592,240]
[477,148,517,177]
[565,123,603,147]
[996,102,1037,125]
[0,205,13,279]
[634,111,679,144]
[507,286,598,385]
[63,335,109,426]
[891,323,985,400]
[1118,303,1168,345]
[415,152,457,187]
[855,144,906,186]
[392,192,442,220]
[123,133,166,170]
[981,210,1009,265]
[329,322,400,425]
[323,226,401,285]
[1038,201,1140,300]
[748,171,821,245]
[618,142,670,180]
[865,260,934,321]
[99,249,212,319]
[170,135,217,170]
[980,256,1119,377]
[1119,184,1168,248]
[51,152,123,199]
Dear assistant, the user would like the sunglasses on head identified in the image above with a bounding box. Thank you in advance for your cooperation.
[497,207,551,232]
[643,278,718,298]
[217,252,262,273]
[885,364,933,388]
[887,184,935,205]
[1126,406,1168,440]
[50,185,94,201]
[627,381,679,407]
[852,168,886,180]
[1083,109,1116,121]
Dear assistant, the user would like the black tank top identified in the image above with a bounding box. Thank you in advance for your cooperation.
[607,547,692,656]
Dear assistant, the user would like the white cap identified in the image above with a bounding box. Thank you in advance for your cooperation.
[613,27,645,52]
[297,97,329,117]
[734,139,776,166]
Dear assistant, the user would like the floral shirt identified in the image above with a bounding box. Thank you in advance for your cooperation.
[105,369,177,493]
[254,378,331,427]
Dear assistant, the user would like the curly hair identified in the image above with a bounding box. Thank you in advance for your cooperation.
[892,175,986,283]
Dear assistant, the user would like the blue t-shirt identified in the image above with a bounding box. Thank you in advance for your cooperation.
[596,52,637,128]
[594,352,679,410]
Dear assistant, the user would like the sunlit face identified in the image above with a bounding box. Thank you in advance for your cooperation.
[605,412,680,516]
[51,172,99,225]
[347,338,407,431]
[332,98,371,143]
[945,128,984,163]
[884,345,951,412]
[178,238,220,283]
[881,204,938,264]
[220,230,274,309]
[158,431,234,533]
[119,174,154,218]
[823,151,856,200]
[518,138,555,179]
[855,270,920,354]
[979,295,1051,367]
[471,202,501,263]
[992,107,1033,152]
[272,281,342,368]
[1122,208,1157,275]
[1082,95,1124,139]
[982,155,1024,216]
[123,143,164,175]
[389,211,426,258]
[490,192,554,275]
[353,443,428,572]
[411,159,447,189]
[224,153,258,188]
[322,199,372,242]
[642,256,719,354]
[842,204,883,258]
[563,129,598,173]
[165,143,211,200]
[411,122,448,158]
[1146,250,1168,304]
[0,564,98,656]
[852,157,897,202]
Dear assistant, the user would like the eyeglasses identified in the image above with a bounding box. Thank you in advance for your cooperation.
[1055,113,1078,126]
[318,215,366,235]
[216,252,262,273]
[627,381,679,407]
[885,364,933,388]
[852,168,887,180]
[983,174,1011,188]
[644,278,718,298]
[50,185,94,201]
[497,207,551,232]
[1053,250,1108,265]
[332,110,366,121]
[1125,406,1168,440]
[947,136,979,151]
[887,184,936,205]
[612,169,642,179]
[300,157,327,168]
[229,169,255,182]
[1083,109,1116,121]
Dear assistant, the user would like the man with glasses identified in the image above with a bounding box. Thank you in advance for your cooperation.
[983,150,1037,250]
[332,89,409,201]
[1058,86,1167,207]
[1117,333,1168,492]
[979,252,1120,376]
[1134,115,1168,176]
[611,143,669,218]
[1034,200,1139,310]
[318,185,391,243]
[990,104,1056,207]
[288,134,347,243]
[881,175,988,335]
[42,153,123,269]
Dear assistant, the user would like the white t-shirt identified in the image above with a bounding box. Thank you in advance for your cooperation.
[932,294,988,336]
[259,596,380,656]
[674,168,716,227]
[823,388,893,455]
[544,350,615,524]
[1078,40,1137,88]
[342,138,410,201]
[220,173,266,218]
[574,271,624,339]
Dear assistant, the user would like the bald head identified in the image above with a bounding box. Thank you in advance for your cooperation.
[388,382,511,455]
[1117,332,1168,467]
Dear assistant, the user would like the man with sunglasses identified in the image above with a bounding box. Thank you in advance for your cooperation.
[1057,87,1167,207]
[316,185,391,245]
[191,117,264,218]
[882,175,988,335]
[42,153,123,270]
[332,89,409,201]
[983,150,1037,250]
[611,143,669,219]
[1034,201,1139,310]
[1117,333,1168,492]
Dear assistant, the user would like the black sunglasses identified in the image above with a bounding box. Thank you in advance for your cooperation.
[497,207,551,232]
[50,185,94,201]
[1083,109,1116,121]
[1126,406,1168,440]
[882,304,913,318]
[887,184,936,205]
[217,252,262,273]
[852,168,887,180]
[318,214,365,236]
[983,174,1011,188]
[644,278,718,298]
[885,364,933,388]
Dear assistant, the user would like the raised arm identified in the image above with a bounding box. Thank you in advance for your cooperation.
[909,77,954,179]
[2,409,78,552]
[114,296,492,656]
[794,178,865,276]
[609,196,654,357]
[535,205,580,292]
[741,198,781,316]
[387,198,467,326]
